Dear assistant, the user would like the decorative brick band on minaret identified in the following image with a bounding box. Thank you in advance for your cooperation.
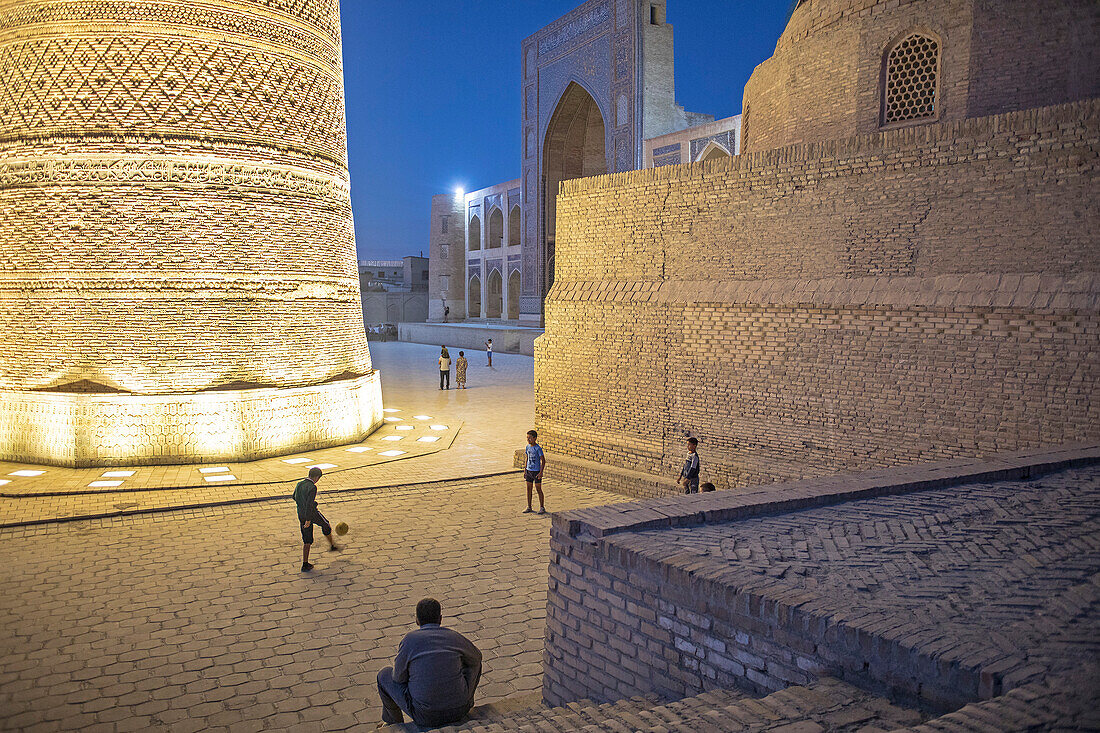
[0,0,383,466]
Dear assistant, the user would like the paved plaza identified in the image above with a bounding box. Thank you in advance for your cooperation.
[0,341,611,731]
[0,343,535,526]
[0,475,624,731]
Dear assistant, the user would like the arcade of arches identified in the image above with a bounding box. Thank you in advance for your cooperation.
[543,82,606,291]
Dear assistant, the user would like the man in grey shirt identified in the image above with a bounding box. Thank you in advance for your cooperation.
[377,598,483,727]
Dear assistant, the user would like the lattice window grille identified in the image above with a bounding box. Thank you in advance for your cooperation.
[883,34,939,125]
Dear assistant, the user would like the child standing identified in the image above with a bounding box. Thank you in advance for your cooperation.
[678,437,701,493]
[456,351,468,388]
[522,430,546,514]
[293,466,339,571]
[485,338,493,367]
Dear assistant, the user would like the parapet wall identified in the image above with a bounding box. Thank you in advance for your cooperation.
[536,100,1100,495]
[542,446,1100,712]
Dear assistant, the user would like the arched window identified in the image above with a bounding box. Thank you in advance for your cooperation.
[508,205,521,247]
[696,141,732,163]
[487,208,503,249]
[467,215,481,251]
[882,33,939,126]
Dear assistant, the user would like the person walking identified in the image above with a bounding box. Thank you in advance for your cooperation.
[376,598,482,728]
[484,338,493,367]
[522,430,546,514]
[292,466,339,572]
[678,437,701,493]
[439,346,451,390]
[455,351,468,389]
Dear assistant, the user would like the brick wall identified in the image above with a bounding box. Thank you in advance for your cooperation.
[542,446,1100,712]
[0,0,383,464]
[536,100,1100,496]
[740,0,1099,153]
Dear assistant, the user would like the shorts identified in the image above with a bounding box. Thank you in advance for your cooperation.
[299,509,332,544]
[524,470,542,483]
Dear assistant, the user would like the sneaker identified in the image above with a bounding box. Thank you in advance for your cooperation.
[328,544,342,552]
[301,562,314,572]
[538,508,547,515]
[522,507,534,514]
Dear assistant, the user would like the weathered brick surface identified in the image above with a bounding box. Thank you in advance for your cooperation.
[386,677,923,732]
[537,100,1100,495]
[0,0,381,465]
[543,449,1099,719]
[740,0,1099,153]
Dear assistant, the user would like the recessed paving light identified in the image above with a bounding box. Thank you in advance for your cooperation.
[102,471,136,478]
[417,436,440,443]
[89,480,123,488]
[199,466,230,473]
[345,446,373,453]
[413,415,432,420]
[0,480,10,486]
[429,425,448,431]
[383,408,400,413]
[384,417,403,422]
[8,470,44,477]
[395,425,414,431]
[282,457,312,464]
[379,450,406,457]
[205,474,236,482]
[311,463,337,470]
[381,435,404,441]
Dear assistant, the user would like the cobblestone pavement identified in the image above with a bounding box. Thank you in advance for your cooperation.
[0,475,625,732]
[0,343,535,526]
[623,465,1100,691]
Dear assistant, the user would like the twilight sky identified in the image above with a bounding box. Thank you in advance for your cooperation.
[339,0,793,262]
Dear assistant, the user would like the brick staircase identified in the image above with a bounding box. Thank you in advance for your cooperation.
[382,677,923,732]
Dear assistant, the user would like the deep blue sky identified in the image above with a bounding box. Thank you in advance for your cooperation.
[340,1,792,261]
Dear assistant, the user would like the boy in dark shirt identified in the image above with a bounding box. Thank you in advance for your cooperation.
[293,466,339,572]
[678,437,700,493]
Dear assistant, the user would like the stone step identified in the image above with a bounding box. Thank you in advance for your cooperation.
[382,677,923,732]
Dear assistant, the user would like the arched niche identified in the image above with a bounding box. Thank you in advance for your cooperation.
[543,82,607,291]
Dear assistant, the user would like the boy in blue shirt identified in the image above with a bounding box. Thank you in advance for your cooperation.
[522,430,546,514]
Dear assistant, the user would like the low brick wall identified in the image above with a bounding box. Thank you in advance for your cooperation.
[514,450,681,499]
[542,444,1100,713]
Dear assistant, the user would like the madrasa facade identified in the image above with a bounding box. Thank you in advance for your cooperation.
[427,0,741,327]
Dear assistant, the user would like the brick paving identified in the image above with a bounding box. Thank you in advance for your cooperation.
[0,343,535,526]
[0,475,625,732]
[621,465,1100,694]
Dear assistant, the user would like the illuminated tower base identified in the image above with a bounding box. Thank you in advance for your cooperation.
[0,0,383,466]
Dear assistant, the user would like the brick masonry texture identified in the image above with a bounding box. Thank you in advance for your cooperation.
[739,0,1099,154]
[0,0,382,465]
[542,447,1100,722]
[535,99,1100,496]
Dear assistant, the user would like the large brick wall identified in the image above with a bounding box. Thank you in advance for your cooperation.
[535,100,1100,495]
[741,0,1099,154]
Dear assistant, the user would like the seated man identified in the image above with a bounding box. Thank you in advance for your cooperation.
[377,598,482,728]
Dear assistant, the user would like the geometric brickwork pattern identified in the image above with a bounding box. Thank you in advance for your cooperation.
[626,466,1100,693]
[0,0,379,464]
[883,34,939,125]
